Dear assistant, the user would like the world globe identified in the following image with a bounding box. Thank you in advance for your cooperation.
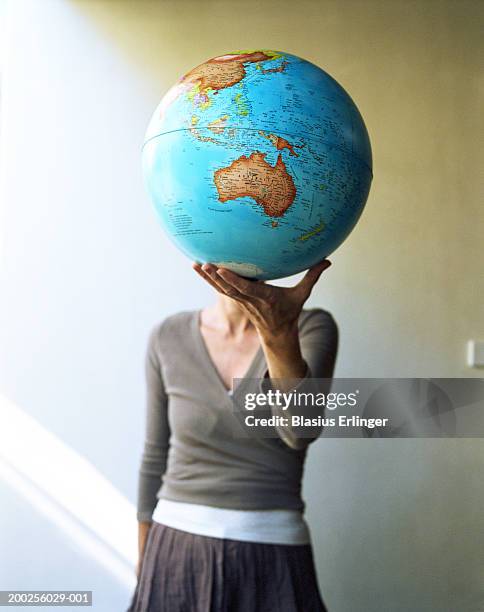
[142,50,373,280]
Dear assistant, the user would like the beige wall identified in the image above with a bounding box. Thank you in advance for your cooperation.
[75,0,484,378]
[1,1,482,611]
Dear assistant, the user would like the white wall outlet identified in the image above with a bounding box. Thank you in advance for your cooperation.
[467,340,484,368]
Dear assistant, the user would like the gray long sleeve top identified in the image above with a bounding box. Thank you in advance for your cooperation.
[136,308,338,522]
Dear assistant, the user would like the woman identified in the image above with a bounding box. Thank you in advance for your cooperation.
[128,259,338,612]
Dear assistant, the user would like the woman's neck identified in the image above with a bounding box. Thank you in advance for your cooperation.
[202,295,254,338]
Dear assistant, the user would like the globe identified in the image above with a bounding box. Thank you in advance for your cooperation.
[142,50,373,280]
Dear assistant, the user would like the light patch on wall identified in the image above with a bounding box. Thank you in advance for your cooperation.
[0,394,137,589]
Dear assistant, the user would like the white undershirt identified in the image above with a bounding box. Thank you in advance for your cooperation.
[152,498,311,545]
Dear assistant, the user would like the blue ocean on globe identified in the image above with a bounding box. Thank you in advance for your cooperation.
[142,50,372,280]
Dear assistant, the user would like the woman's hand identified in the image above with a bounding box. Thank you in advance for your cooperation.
[193,260,332,382]
[192,260,331,340]
[136,521,152,579]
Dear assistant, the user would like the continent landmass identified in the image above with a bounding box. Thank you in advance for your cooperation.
[187,85,212,110]
[258,131,304,157]
[183,51,282,97]
[212,260,264,278]
[214,152,296,218]
[158,51,286,119]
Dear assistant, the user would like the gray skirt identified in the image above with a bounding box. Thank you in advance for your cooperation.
[127,521,327,612]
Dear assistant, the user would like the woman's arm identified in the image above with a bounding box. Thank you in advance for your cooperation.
[193,260,336,449]
[136,324,170,576]
[260,309,338,448]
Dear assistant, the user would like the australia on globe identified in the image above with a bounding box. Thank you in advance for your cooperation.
[142,50,373,280]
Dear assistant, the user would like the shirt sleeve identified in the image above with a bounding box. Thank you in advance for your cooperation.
[136,324,171,522]
[261,308,339,450]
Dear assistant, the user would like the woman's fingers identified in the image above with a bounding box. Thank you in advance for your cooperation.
[194,263,246,301]
[215,267,263,299]
[294,259,332,298]
[196,259,331,305]
[203,264,249,300]
[193,263,231,296]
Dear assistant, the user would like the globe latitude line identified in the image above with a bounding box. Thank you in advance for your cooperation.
[142,127,373,176]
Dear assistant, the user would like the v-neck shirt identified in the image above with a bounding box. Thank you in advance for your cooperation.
[193,308,264,393]
[136,308,338,523]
